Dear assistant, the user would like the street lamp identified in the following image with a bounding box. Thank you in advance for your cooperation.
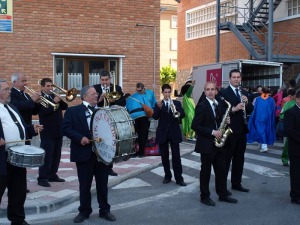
[136,23,157,93]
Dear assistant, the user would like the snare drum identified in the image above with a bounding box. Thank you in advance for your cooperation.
[7,145,45,168]
[91,105,137,165]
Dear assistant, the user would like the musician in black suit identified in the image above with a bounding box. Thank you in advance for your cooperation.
[0,79,43,225]
[219,69,253,193]
[93,70,125,176]
[10,72,40,126]
[192,82,237,206]
[10,73,40,193]
[62,85,116,223]
[37,78,68,187]
[284,88,300,205]
[152,84,186,186]
[93,70,125,108]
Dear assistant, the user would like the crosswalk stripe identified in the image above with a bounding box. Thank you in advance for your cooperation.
[243,162,286,177]
[246,145,282,155]
[180,157,248,179]
[151,167,196,183]
[245,153,282,165]
[189,151,285,178]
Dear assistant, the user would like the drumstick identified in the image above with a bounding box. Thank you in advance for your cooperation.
[89,137,102,143]
[5,139,31,144]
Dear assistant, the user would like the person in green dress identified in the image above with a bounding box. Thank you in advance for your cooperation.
[181,79,196,141]
[280,88,296,166]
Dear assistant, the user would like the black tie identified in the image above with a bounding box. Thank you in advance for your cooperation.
[165,102,169,112]
[88,105,95,112]
[235,88,241,102]
[213,103,219,129]
[4,104,25,140]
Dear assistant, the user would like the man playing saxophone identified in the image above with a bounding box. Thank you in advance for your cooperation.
[192,82,238,206]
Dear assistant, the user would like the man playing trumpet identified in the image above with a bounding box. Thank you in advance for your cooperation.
[152,84,186,186]
[37,78,68,187]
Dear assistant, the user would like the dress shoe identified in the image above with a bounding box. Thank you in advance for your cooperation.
[26,189,30,193]
[201,197,216,206]
[227,190,232,196]
[162,178,171,184]
[48,177,65,182]
[109,169,118,176]
[232,185,249,192]
[74,213,89,223]
[291,199,300,205]
[38,180,51,187]
[99,212,116,221]
[219,196,238,203]
[176,180,187,186]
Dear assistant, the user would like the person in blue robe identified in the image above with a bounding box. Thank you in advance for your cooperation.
[247,87,276,152]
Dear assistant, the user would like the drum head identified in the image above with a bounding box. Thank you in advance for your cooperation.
[91,108,117,164]
[9,145,45,154]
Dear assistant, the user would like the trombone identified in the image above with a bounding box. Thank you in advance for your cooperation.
[24,86,59,111]
[107,71,121,101]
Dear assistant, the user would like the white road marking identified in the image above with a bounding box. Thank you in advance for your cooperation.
[112,178,151,189]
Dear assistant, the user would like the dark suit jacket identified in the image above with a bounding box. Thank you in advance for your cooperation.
[38,93,68,138]
[152,100,185,144]
[93,84,125,107]
[284,104,300,157]
[219,86,253,134]
[62,104,94,162]
[0,104,36,176]
[10,87,39,125]
[192,99,225,154]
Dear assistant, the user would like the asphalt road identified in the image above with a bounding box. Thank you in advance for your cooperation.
[20,142,299,225]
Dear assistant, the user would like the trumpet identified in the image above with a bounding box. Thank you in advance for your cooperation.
[24,86,59,111]
[170,98,180,118]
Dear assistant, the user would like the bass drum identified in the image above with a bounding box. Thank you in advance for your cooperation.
[91,105,137,165]
[7,145,45,168]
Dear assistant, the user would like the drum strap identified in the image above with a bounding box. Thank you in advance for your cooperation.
[4,104,25,140]
[129,108,143,114]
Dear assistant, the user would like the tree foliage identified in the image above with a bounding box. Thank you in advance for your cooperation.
[160,65,177,85]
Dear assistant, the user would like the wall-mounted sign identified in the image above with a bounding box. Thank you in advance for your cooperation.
[0,0,12,32]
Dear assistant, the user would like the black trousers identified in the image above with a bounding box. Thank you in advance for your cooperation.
[200,150,227,199]
[159,138,183,182]
[289,156,300,201]
[134,116,150,156]
[0,163,27,224]
[76,153,110,216]
[225,133,247,187]
[38,137,63,181]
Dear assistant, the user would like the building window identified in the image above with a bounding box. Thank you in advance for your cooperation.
[170,59,177,69]
[54,56,120,91]
[171,15,178,28]
[170,38,177,51]
[186,0,237,40]
[288,0,300,16]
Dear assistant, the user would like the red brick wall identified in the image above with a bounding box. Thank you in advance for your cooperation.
[0,0,160,96]
[176,0,300,85]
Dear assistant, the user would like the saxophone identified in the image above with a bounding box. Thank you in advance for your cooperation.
[215,97,233,148]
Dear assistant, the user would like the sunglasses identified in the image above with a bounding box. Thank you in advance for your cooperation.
[136,89,144,92]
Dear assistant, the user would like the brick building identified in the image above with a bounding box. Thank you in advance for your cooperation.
[0,0,161,97]
[176,0,300,88]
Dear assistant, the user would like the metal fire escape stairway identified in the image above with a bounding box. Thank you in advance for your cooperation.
[219,0,300,63]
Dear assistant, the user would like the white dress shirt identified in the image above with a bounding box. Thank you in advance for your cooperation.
[0,103,25,149]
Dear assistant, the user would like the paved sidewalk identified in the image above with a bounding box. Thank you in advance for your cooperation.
[0,141,195,217]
